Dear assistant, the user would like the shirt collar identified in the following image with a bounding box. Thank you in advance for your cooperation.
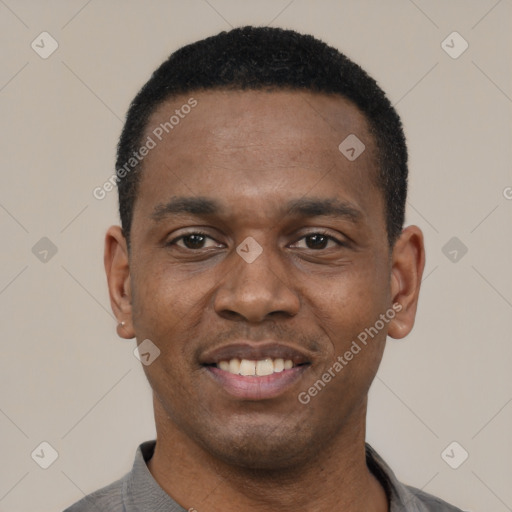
[124,440,426,511]
[123,440,185,511]
[365,444,429,511]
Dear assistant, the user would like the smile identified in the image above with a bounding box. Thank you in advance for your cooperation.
[200,341,313,400]
[216,357,296,376]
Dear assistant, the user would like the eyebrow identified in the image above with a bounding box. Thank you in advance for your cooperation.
[284,197,362,222]
[151,197,224,222]
[150,196,362,223]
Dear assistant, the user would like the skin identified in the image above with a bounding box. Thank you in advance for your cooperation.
[105,89,425,512]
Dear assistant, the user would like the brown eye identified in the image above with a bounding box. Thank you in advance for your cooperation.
[180,234,207,249]
[168,232,222,250]
[292,233,342,250]
[305,234,329,249]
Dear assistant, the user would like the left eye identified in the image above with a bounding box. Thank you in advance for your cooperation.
[291,233,341,250]
[171,233,221,250]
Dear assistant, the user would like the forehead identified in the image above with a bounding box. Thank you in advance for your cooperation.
[134,89,382,228]
[145,89,372,157]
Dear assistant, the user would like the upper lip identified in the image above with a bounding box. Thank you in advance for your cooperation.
[200,341,313,366]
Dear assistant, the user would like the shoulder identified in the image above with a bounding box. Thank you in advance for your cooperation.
[62,476,124,512]
[364,443,465,512]
[405,484,466,511]
[62,440,158,512]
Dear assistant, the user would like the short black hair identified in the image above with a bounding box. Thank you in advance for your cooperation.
[116,26,407,248]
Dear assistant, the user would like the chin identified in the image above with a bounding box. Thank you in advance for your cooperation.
[194,420,320,471]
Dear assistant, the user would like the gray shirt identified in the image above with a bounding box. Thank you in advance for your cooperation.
[63,440,464,511]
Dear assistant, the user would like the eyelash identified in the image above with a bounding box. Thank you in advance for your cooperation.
[167,230,345,250]
[167,230,214,247]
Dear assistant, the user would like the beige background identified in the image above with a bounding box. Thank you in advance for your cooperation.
[1,1,511,510]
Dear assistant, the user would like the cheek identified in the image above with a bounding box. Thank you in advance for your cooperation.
[130,262,219,371]
[326,265,390,387]
[132,262,203,323]
[131,266,208,395]
[305,260,390,342]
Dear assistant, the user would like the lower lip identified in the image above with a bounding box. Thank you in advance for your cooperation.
[205,365,309,400]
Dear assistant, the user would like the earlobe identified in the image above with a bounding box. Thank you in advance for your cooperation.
[387,226,425,340]
[104,226,135,339]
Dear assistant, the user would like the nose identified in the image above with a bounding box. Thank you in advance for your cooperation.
[213,242,300,323]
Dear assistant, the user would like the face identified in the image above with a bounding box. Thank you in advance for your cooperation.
[106,89,424,470]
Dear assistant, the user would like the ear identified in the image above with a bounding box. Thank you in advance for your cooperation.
[104,225,135,339]
[387,225,425,339]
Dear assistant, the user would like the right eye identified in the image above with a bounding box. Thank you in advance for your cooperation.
[167,232,224,250]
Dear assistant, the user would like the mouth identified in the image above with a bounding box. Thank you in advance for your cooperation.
[208,357,302,376]
[200,342,312,400]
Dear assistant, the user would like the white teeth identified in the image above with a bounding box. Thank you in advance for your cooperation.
[256,359,274,376]
[216,357,296,376]
[239,359,256,376]
[218,360,230,372]
[228,358,241,374]
[273,358,284,372]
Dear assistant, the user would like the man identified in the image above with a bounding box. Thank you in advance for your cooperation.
[65,26,464,511]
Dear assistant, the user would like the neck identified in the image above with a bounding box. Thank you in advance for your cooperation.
[147,398,388,512]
